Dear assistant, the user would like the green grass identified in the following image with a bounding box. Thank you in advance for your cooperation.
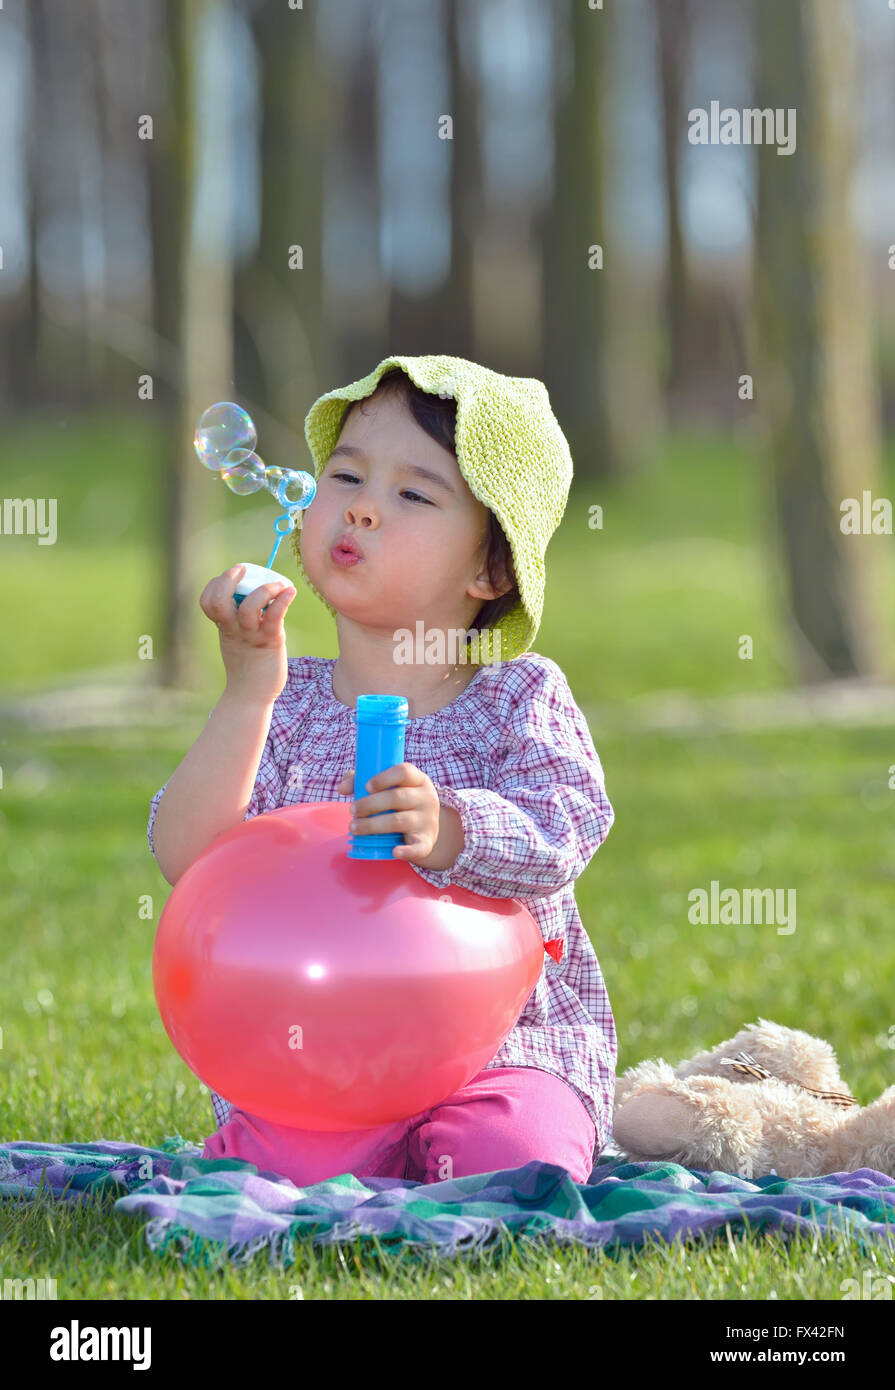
[0,413,336,694]
[550,429,895,698]
[2,412,895,1297]
[1,723,893,1297]
[4,412,894,701]
[2,1184,888,1301]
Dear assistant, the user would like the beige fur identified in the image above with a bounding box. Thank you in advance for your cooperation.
[612,1018,895,1180]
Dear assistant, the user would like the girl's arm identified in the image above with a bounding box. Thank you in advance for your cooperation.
[149,690,277,886]
[148,563,296,885]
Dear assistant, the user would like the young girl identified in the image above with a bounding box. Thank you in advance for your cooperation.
[148,354,616,1188]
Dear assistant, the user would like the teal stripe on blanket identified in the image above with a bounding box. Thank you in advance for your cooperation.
[2,1138,894,1264]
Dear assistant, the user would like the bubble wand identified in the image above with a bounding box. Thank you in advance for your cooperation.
[194,401,316,606]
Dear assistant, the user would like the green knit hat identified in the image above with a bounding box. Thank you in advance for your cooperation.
[289,354,573,664]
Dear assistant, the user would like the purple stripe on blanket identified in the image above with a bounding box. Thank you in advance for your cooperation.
[2,1139,894,1263]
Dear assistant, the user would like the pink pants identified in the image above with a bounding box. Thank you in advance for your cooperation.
[201,1066,598,1187]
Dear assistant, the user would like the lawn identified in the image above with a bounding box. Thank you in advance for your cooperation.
[5,411,894,703]
[1,722,893,1296]
[1,413,894,1298]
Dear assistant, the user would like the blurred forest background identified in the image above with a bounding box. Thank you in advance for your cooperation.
[3,5,895,1273]
[1,0,894,704]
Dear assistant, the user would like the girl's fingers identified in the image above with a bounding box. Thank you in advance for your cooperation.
[239,579,288,613]
[200,566,247,627]
[259,584,297,624]
[237,582,295,629]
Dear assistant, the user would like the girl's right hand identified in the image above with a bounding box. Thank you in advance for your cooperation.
[199,564,297,705]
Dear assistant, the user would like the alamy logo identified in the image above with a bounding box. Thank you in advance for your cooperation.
[688,102,796,156]
[49,1321,151,1370]
[840,491,893,535]
[1,497,58,545]
[392,621,502,668]
[2,1277,57,1299]
[688,880,796,935]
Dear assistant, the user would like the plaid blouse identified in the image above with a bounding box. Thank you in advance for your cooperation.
[147,651,617,1148]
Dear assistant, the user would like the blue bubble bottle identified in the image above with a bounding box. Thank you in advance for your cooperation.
[348,695,409,860]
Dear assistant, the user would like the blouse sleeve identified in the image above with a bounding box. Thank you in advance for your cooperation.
[147,714,283,867]
[410,657,614,905]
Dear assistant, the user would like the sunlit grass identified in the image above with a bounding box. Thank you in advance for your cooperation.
[5,414,894,700]
[1,723,893,1297]
[3,414,895,1297]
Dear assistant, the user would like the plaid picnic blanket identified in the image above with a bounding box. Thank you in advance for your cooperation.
[2,1136,894,1266]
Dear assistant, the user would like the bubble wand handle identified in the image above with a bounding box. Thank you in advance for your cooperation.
[261,472,317,572]
[265,509,301,571]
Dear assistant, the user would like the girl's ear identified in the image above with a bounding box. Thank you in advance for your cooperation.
[468,568,510,602]
[480,555,516,601]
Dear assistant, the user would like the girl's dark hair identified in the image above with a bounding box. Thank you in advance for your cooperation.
[340,367,520,646]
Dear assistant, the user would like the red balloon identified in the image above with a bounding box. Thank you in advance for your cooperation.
[153,801,544,1130]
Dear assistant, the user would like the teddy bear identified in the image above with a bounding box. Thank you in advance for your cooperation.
[610,1018,895,1179]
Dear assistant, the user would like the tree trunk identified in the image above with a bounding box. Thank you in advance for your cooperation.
[423,0,477,355]
[150,0,232,690]
[541,0,616,479]
[385,0,477,358]
[1,0,43,410]
[655,0,691,409]
[236,0,331,445]
[754,0,888,680]
[323,0,384,385]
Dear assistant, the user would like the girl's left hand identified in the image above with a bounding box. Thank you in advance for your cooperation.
[337,762,446,865]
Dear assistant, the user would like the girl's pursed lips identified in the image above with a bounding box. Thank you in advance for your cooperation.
[332,532,364,558]
[330,537,364,567]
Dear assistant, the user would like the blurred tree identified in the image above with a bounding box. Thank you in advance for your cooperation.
[541,0,617,479]
[327,0,386,384]
[754,0,888,680]
[89,0,160,406]
[0,0,42,409]
[8,0,96,409]
[82,0,115,397]
[386,0,477,357]
[235,0,331,436]
[429,0,478,354]
[654,0,693,411]
[149,0,232,689]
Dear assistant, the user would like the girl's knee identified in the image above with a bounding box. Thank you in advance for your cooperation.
[418,1086,595,1183]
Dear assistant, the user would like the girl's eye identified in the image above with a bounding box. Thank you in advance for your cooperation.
[330,472,433,505]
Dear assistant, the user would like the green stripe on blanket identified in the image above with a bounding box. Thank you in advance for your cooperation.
[2,1137,894,1265]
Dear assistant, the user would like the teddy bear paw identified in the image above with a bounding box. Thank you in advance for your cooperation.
[612,1092,695,1160]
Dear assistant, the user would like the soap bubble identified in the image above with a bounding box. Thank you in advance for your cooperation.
[264,466,286,494]
[220,448,267,495]
[194,402,257,471]
[193,397,315,569]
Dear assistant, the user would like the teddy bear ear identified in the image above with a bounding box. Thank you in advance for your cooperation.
[613,1058,675,1106]
[747,1017,785,1041]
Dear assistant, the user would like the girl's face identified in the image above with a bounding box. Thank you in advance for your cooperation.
[300,389,505,642]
